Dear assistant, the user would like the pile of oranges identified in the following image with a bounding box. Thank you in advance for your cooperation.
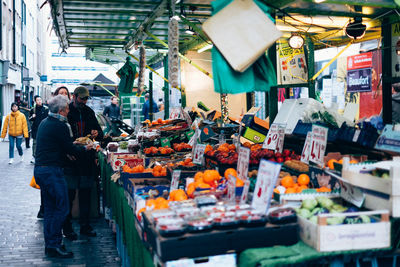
[143,118,171,127]
[224,168,245,187]
[143,146,174,155]
[173,142,192,152]
[171,158,195,168]
[152,165,167,177]
[278,174,310,194]
[122,164,151,174]
[217,143,236,153]
[169,189,188,201]
[186,170,221,198]
[327,158,358,170]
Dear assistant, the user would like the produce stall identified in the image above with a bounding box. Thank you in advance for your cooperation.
[95,107,400,266]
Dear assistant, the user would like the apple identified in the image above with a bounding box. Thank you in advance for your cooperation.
[282,149,291,157]
[276,157,284,163]
[284,157,291,162]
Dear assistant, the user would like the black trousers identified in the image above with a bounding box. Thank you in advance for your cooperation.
[63,187,92,233]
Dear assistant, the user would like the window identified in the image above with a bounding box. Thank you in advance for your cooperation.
[21,44,26,66]
[22,1,26,25]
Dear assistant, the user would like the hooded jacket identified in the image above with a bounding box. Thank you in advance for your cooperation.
[393,92,400,124]
[1,111,29,138]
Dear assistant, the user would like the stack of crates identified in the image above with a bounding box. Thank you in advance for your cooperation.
[120,94,145,126]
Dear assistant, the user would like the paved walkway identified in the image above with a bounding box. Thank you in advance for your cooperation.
[0,141,121,266]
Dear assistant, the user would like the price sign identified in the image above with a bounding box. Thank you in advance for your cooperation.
[169,107,181,119]
[161,137,171,147]
[263,124,279,150]
[227,175,237,203]
[251,159,281,213]
[237,146,250,181]
[240,179,251,204]
[193,144,206,165]
[276,125,285,153]
[301,132,313,164]
[170,170,181,193]
[309,125,328,167]
[339,180,365,207]
[185,129,195,141]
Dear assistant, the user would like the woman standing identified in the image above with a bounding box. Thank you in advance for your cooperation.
[1,103,29,164]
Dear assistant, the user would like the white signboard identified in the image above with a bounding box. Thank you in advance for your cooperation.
[170,170,181,192]
[263,124,279,150]
[237,146,250,181]
[301,132,313,164]
[309,125,328,167]
[192,144,206,165]
[251,159,281,213]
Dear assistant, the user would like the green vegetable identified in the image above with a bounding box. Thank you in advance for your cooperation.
[330,204,347,213]
[316,196,334,209]
[359,215,371,224]
[302,199,318,211]
[309,216,318,224]
[327,216,345,225]
[119,141,128,149]
[298,209,312,219]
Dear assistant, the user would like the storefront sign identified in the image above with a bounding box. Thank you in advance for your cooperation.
[237,146,250,181]
[347,52,372,70]
[251,159,281,213]
[347,68,372,92]
[309,125,328,167]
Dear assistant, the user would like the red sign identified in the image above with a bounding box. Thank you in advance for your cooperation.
[347,52,373,70]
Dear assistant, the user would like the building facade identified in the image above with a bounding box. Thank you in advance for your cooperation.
[0,0,48,121]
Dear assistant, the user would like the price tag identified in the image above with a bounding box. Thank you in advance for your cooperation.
[276,125,285,153]
[227,174,237,203]
[185,129,195,141]
[263,124,279,150]
[192,144,206,165]
[309,125,328,167]
[237,146,250,181]
[240,179,251,204]
[301,132,313,164]
[251,159,281,214]
[160,137,171,148]
[352,129,361,142]
[170,170,181,193]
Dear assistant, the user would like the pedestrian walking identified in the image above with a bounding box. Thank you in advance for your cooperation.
[34,95,92,258]
[30,95,49,163]
[1,102,29,164]
[19,101,32,148]
[54,86,71,100]
[64,86,103,237]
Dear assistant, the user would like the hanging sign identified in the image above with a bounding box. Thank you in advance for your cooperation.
[278,43,308,85]
[192,144,206,165]
[347,68,372,92]
[301,132,313,164]
[237,146,250,181]
[251,159,281,214]
[309,125,328,167]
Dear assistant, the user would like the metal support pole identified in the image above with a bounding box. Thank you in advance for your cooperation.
[267,33,277,123]
[164,56,169,119]
[306,36,316,99]
[382,17,392,124]
[149,71,154,122]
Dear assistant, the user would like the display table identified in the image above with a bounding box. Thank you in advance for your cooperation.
[98,152,399,267]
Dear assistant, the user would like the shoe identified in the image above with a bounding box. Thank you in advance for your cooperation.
[80,225,97,237]
[63,231,78,241]
[37,209,44,219]
[8,159,13,164]
[45,247,73,258]
[20,155,24,162]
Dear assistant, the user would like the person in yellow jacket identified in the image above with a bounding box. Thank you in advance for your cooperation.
[1,102,29,164]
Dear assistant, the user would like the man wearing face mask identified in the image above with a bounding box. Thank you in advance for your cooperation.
[64,86,103,238]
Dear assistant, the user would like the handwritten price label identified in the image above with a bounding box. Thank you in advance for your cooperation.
[309,125,328,167]
[192,144,206,165]
[240,179,251,204]
[227,175,237,203]
[237,146,250,181]
[301,132,313,164]
[276,125,285,153]
[263,124,279,150]
[170,170,181,192]
[251,159,281,213]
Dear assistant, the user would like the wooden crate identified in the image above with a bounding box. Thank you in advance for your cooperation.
[341,160,400,217]
[298,210,390,252]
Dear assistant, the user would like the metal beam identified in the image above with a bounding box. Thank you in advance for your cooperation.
[124,0,168,51]
[49,0,69,50]
[381,17,392,124]
[283,7,376,18]
[303,0,397,8]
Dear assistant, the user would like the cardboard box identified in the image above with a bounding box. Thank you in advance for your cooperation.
[298,210,390,252]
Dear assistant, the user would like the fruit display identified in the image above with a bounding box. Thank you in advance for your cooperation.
[107,142,119,152]
[296,197,376,225]
[119,141,128,150]
[284,160,309,173]
[274,172,331,195]
[122,164,167,177]
[173,142,192,152]
[167,158,197,170]
[143,146,174,156]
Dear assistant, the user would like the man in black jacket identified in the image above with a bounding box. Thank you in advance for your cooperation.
[34,95,92,258]
[103,96,121,121]
[64,86,103,238]
[30,95,49,162]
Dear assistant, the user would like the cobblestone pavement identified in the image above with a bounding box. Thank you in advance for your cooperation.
[0,141,121,266]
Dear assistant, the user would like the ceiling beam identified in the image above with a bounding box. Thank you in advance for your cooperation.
[124,0,168,51]
[283,7,377,18]
[49,0,69,50]
[303,0,397,8]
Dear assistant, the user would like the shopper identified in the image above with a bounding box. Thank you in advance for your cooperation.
[64,86,103,237]
[103,96,121,121]
[34,95,91,258]
[393,83,400,124]
[54,86,71,100]
[19,101,32,148]
[30,95,49,163]
[142,93,159,120]
[1,103,29,164]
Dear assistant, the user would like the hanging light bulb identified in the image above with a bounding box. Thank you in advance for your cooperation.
[288,33,304,49]
[345,17,366,40]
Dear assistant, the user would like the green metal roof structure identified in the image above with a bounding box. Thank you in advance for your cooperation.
[47,0,397,65]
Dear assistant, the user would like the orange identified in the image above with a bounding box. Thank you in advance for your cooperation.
[161,168,167,176]
[349,159,358,164]
[273,188,280,194]
[297,174,310,186]
[153,165,163,172]
[285,187,297,194]
[174,191,188,201]
[153,171,161,177]
[197,183,211,189]
[316,187,331,192]
[217,146,229,153]
[187,183,196,198]
[338,159,344,164]
[228,144,236,151]
[281,176,295,188]
[146,199,156,208]
[297,185,308,193]
[137,165,144,172]
[157,118,163,123]
[236,178,244,187]
[224,168,238,180]
[327,159,338,170]
[194,172,204,183]
[243,142,252,148]
[203,170,219,185]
